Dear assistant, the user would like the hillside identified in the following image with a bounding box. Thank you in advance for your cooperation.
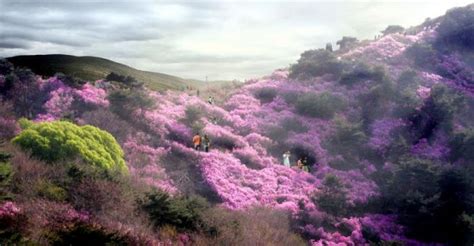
[1,3,474,246]
[6,54,197,91]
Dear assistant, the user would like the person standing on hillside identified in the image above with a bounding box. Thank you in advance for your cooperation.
[302,156,310,172]
[202,134,211,152]
[282,151,291,167]
[193,133,202,151]
[296,158,304,170]
[208,96,214,105]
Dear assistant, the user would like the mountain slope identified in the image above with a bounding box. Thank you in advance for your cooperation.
[6,54,193,91]
[1,3,474,246]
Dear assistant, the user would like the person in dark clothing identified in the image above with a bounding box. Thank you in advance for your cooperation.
[202,134,211,152]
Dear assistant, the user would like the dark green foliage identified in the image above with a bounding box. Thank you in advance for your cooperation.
[0,162,13,201]
[108,89,154,120]
[184,105,203,124]
[381,25,405,36]
[0,59,14,75]
[436,5,474,50]
[449,128,474,162]
[433,168,474,245]
[328,158,359,171]
[0,210,28,245]
[359,78,396,127]
[312,174,349,216]
[409,85,465,140]
[254,87,277,103]
[289,49,344,79]
[381,158,440,241]
[3,69,47,118]
[280,117,308,133]
[55,73,86,88]
[140,190,210,232]
[325,118,367,157]
[36,180,67,202]
[405,43,437,69]
[336,36,358,50]
[295,92,345,119]
[396,70,420,91]
[377,158,474,244]
[106,72,143,88]
[339,64,388,87]
[51,222,129,246]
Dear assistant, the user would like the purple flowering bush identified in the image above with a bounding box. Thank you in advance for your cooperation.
[2,6,474,244]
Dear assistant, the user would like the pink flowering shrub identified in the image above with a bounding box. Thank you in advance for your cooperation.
[74,83,109,107]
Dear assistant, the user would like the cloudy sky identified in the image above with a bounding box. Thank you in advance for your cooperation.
[0,0,472,80]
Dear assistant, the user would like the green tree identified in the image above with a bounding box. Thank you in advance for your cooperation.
[295,92,345,119]
[381,25,405,36]
[312,174,349,216]
[139,190,209,232]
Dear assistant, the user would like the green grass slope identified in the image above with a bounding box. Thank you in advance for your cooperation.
[6,54,192,91]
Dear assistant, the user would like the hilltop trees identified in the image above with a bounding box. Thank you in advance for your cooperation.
[289,49,344,79]
[106,72,143,88]
[436,5,474,49]
[381,25,405,36]
[336,36,358,50]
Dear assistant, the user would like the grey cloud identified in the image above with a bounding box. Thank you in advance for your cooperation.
[0,39,30,49]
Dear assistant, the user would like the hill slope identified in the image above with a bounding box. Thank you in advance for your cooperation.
[1,3,474,246]
[6,54,194,91]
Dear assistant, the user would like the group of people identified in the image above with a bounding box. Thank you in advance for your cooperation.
[282,151,311,172]
[192,132,211,152]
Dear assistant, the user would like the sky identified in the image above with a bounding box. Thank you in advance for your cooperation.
[0,0,472,81]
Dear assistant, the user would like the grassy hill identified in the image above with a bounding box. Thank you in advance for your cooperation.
[6,54,196,91]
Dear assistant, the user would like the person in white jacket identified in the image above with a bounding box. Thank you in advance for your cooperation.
[282,151,291,167]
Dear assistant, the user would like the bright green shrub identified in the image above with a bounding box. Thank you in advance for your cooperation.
[12,120,127,174]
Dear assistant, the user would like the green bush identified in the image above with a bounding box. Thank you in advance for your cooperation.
[108,89,154,120]
[184,105,203,124]
[37,180,67,202]
[12,120,127,174]
[51,222,130,246]
[312,174,349,216]
[409,85,465,140]
[381,25,405,35]
[0,161,13,201]
[105,72,142,88]
[339,64,386,86]
[289,49,344,79]
[139,190,210,232]
[326,118,367,156]
[336,36,358,50]
[295,92,345,119]
[254,87,277,103]
[436,5,474,50]
[450,128,474,162]
[405,43,437,69]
